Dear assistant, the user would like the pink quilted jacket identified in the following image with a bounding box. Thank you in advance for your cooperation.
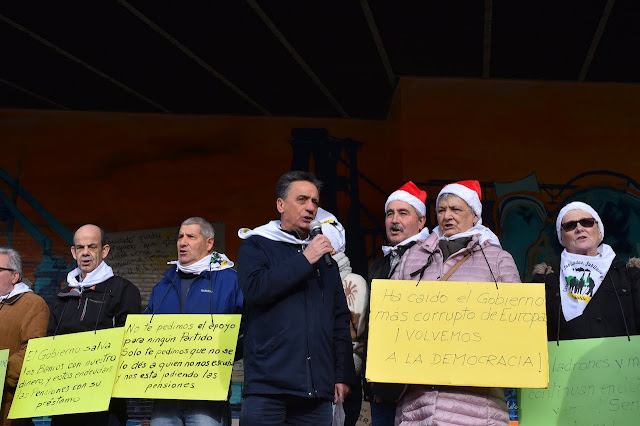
[393,231,520,426]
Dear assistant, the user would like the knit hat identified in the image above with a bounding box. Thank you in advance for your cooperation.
[555,201,604,246]
[384,181,427,217]
[436,180,482,218]
[315,208,346,253]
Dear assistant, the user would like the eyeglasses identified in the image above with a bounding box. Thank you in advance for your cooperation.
[0,267,15,272]
[561,218,597,232]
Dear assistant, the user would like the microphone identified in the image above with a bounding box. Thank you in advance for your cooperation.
[309,220,333,267]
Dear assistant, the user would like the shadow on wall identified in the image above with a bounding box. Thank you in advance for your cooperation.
[495,171,640,282]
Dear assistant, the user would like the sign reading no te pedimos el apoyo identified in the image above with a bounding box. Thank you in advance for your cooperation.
[112,314,241,401]
[366,280,549,388]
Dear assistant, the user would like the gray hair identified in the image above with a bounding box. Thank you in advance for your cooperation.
[276,171,323,200]
[437,193,471,211]
[181,217,215,240]
[0,247,22,280]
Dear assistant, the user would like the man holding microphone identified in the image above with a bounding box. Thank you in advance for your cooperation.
[237,170,355,425]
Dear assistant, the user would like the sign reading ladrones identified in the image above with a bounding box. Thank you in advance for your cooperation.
[8,328,124,418]
[366,280,548,388]
[520,337,640,426]
[112,314,241,400]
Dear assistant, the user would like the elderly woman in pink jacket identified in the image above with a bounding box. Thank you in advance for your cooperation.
[393,180,520,426]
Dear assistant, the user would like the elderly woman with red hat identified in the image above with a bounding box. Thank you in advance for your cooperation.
[533,201,640,342]
[392,180,520,426]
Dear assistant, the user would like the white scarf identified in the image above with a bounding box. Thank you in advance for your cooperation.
[167,252,234,274]
[238,220,310,245]
[559,244,616,321]
[67,261,114,289]
[333,252,351,281]
[381,227,431,256]
[0,282,32,302]
[433,221,502,247]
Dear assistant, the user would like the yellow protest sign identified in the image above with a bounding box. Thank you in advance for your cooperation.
[366,280,548,388]
[112,314,241,400]
[8,328,124,419]
[1,349,8,401]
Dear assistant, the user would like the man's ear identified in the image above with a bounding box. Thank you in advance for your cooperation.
[276,198,285,214]
[101,244,111,259]
[206,238,215,252]
[70,246,78,261]
[11,270,20,285]
[418,215,426,230]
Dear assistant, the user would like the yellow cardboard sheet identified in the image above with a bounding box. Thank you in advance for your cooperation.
[8,328,124,418]
[366,280,549,388]
[0,349,8,401]
[112,314,241,400]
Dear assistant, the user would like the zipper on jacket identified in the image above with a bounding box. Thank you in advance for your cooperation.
[80,298,89,321]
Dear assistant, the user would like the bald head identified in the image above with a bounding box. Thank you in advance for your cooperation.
[71,224,110,278]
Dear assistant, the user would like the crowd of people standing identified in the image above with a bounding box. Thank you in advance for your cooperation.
[1,170,639,426]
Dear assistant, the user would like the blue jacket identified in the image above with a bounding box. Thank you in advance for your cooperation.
[238,235,356,401]
[145,267,243,316]
[145,266,244,361]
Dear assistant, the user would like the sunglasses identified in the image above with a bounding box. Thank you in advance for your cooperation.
[561,218,597,232]
[0,267,15,272]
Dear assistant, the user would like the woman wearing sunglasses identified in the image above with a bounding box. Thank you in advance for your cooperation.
[533,201,640,342]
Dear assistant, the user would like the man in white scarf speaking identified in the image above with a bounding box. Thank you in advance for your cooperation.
[47,224,141,426]
[145,217,243,426]
[0,247,49,426]
[237,171,355,425]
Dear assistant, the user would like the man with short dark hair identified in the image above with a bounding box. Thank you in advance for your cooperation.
[0,247,49,426]
[366,181,429,426]
[47,224,141,426]
[145,217,243,426]
[237,171,355,425]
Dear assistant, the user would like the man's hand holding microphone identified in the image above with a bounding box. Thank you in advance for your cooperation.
[302,220,334,267]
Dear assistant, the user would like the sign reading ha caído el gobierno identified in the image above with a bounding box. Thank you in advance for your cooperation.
[366,280,549,388]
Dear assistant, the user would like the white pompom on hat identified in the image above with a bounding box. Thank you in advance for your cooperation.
[436,180,482,218]
[315,207,346,253]
[384,181,427,217]
[555,201,604,246]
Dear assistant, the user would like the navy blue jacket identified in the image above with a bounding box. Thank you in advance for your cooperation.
[238,235,356,401]
[145,267,243,316]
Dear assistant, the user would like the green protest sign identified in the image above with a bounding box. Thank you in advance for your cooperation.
[520,336,640,426]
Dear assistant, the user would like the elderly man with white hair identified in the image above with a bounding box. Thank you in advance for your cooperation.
[0,247,49,426]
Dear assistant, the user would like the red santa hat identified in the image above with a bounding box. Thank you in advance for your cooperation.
[437,180,482,217]
[385,181,427,217]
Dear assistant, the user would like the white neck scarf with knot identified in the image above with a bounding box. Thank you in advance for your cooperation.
[559,244,615,321]
[0,282,32,302]
[167,252,234,275]
[433,221,502,247]
[381,227,431,256]
[67,261,114,289]
[238,220,310,245]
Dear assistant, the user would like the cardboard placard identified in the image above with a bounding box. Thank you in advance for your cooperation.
[112,314,240,400]
[520,336,640,426]
[366,280,549,388]
[0,349,8,401]
[8,328,124,418]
